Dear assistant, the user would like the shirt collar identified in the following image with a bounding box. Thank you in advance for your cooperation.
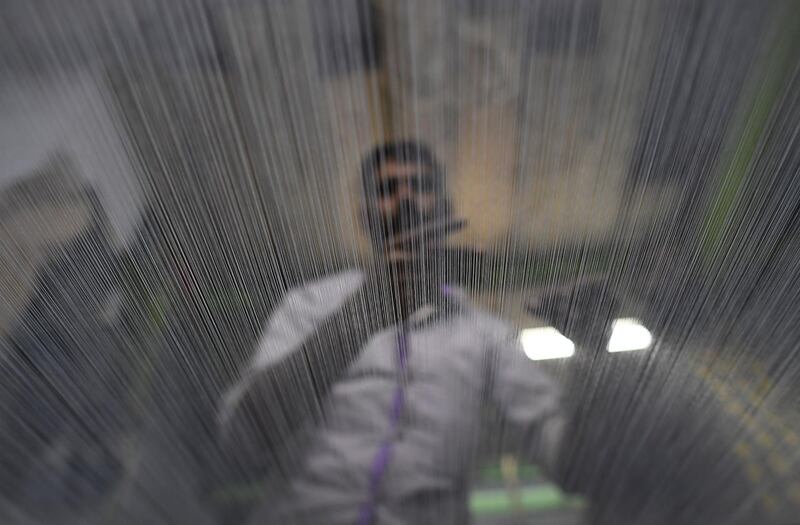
[405,286,463,330]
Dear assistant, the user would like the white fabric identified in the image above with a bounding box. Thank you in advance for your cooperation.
[225,270,565,524]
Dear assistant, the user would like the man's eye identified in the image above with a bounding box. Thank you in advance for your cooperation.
[376,181,397,197]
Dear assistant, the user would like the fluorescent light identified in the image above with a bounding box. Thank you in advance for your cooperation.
[607,318,652,352]
[520,327,575,361]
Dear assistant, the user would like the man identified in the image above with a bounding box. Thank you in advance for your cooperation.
[221,140,565,524]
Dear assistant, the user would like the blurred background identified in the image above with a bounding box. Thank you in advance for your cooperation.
[1,0,799,523]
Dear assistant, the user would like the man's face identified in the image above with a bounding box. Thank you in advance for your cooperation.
[367,160,443,259]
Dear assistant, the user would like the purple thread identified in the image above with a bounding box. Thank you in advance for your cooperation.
[356,327,409,525]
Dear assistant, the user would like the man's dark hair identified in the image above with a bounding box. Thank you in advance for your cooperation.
[360,140,446,197]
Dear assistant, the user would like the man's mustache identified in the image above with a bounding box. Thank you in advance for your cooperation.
[377,200,421,235]
[367,199,464,245]
[388,217,467,248]
[385,207,424,234]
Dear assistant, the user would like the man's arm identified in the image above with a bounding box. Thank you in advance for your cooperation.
[487,329,567,480]
[218,277,394,473]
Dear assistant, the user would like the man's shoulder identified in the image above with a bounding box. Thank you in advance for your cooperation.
[444,286,520,345]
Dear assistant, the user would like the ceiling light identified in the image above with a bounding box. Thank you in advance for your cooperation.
[520,327,575,361]
[607,318,652,352]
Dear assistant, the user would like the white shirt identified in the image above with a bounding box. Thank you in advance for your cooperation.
[224,270,564,525]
